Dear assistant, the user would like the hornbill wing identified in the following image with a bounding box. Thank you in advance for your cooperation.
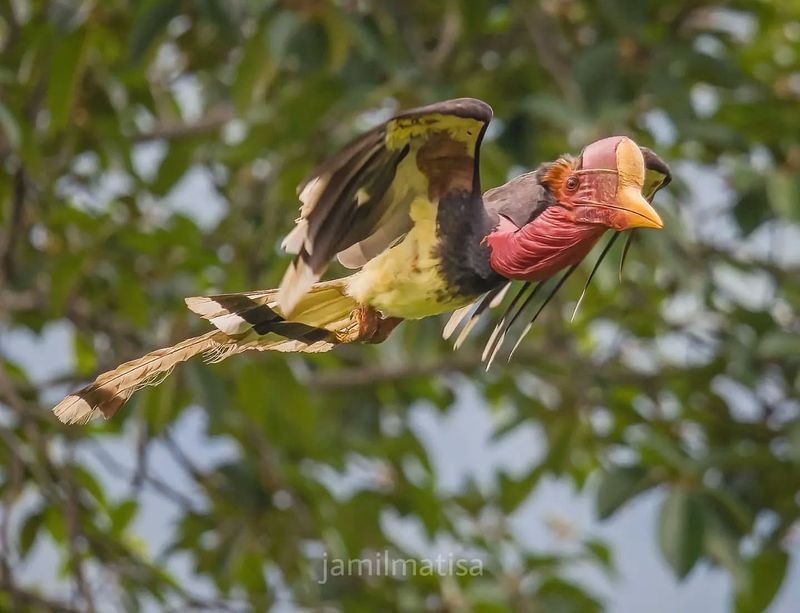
[278,97,493,315]
[481,171,555,228]
[640,147,672,200]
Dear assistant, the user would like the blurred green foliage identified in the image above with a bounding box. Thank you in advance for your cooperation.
[1,0,799,611]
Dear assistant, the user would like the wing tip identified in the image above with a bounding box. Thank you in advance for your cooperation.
[452,98,493,123]
[394,98,493,123]
[443,303,475,340]
[281,221,308,255]
[640,147,672,188]
[185,296,215,317]
[277,259,319,317]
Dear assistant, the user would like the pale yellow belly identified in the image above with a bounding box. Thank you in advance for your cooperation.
[345,198,472,319]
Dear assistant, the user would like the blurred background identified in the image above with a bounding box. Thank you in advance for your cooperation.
[1,0,799,611]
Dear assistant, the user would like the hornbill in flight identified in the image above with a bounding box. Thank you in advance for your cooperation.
[53,98,671,425]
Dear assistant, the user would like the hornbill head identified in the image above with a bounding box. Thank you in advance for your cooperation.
[485,136,669,283]
[553,135,664,230]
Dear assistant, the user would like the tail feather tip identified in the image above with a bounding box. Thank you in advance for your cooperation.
[52,396,102,425]
[184,296,214,316]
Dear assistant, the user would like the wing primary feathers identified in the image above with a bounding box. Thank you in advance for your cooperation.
[305,134,384,238]
[279,142,410,316]
[452,282,512,350]
[443,282,505,341]
[452,302,487,349]
[619,231,635,283]
[305,141,387,266]
[481,282,532,363]
[570,232,620,322]
[443,303,475,340]
[506,263,581,363]
[336,145,411,250]
[490,282,512,307]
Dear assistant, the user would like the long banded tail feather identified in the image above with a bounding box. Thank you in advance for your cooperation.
[186,279,356,341]
[52,331,229,425]
[54,280,366,425]
[201,330,341,363]
[192,278,388,364]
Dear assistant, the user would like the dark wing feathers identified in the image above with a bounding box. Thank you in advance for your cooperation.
[277,98,493,315]
[304,137,387,245]
[337,146,411,249]
[482,171,555,228]
[640,147,672,200]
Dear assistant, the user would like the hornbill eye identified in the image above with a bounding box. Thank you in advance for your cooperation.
[565,175,580,191]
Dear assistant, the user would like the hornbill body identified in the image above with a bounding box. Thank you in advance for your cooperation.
[53,98,671,425]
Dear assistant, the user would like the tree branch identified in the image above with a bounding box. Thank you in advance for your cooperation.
[0,168,26,286]
[133,105,234,143]
[302,351,484,388]
[0,568,83,613]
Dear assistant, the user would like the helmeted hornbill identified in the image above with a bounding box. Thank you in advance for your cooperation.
[53,98,671,425]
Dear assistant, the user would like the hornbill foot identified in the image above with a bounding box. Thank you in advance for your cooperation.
[349,305,403,344]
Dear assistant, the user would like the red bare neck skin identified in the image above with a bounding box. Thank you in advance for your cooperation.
[486,207,605,281]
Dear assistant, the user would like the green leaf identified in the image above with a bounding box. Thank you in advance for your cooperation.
[595,465,650,520]
[233,28,275,111]
[267,11,301,60]
[18,508,45,557]
[735,548,789,613]
[733,187,771,235]
[47,26,88,131]
[584,538,615,574]
[150,140,196,196]
[536,576,603,613]
[658,488,704,579]
[0,103,21,151]
[73,466,107,508]
[111,500,138,534]
[44,507,67,544]
[129,0,180,61]
[139,371,180,434]
[73,333,97,375]
[638,430,696,475]
[736,549,789,613]
[195,0,240,39]
[766,169,800,222]
[703,523,748,589]
[498,466,542,513]
[319,9,352,71]
[757,331,800,360]
[48,254,84,312]
[234,551,268,594]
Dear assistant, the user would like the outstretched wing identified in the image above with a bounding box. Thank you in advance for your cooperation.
[278,98,493,315]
